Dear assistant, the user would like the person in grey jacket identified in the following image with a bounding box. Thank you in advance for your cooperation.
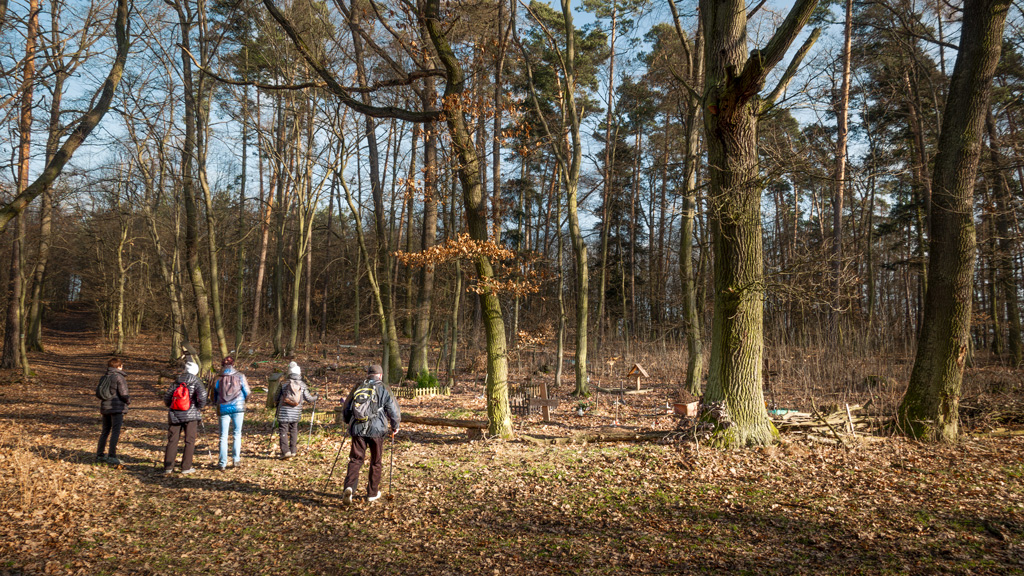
[274,361,317,459]
[341,364,400,504]
[162,359,207,474]
[96,357,130,465]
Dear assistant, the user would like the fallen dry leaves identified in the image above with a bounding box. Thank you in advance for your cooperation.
[0,310,1022,575]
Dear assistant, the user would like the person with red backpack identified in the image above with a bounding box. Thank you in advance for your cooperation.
[162,359,207,474]
[96,357,130,465]
[213,356,250,471]
[274,361,317,459]
[341,364,400,504]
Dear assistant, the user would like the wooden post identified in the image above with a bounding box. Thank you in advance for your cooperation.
[541,377,551,422]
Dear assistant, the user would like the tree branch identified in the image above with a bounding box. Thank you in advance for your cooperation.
[261,0,440,123]
[736,0,820,98]
[762,26,820,112]
[0,0,129,231]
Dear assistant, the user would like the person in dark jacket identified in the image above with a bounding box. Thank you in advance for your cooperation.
[96,357,130,465]
[341,364,400,504]
[162,360,207,474]
[274,361,317,459]
[213,356,250,471]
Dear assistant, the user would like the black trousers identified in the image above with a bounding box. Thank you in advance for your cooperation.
[97,413,124,458]
[164,420,197,471]
[344,436,384,495]
[279,421,299,455]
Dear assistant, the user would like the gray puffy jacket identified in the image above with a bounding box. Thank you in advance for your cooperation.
[343,379,400,438]
[99,368,130,415]
[163,374,207,424]
[274,375,316,423]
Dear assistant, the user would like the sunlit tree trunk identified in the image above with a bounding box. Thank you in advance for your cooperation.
[898,0,1011,442]
[700,0,818,446]
[426,0,512,437]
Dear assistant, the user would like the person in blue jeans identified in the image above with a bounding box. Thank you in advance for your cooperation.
[212,356,250,471]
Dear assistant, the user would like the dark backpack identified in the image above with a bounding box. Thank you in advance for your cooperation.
[350,380,379,423]
[218,373,242,405]
[170,378,192,411]
[280,379,302,407]
[96,374,114,401]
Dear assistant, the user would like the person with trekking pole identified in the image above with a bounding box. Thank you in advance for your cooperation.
[95,357,130,465]
[213,356,250,471]
[340,364,400,504]
[274,361,317,459]
[162,359,207,475]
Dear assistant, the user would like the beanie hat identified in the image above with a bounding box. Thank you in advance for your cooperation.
[288,361,301,376]
[185,361,199,376]
[367,364,383,376]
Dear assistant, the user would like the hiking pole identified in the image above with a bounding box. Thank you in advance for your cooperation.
[307,397,318,445]
[387,433,395,501]
[322,434,348,493]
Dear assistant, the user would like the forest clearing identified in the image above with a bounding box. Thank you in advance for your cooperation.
[4,0,1024,573]
[2,308,1023,575]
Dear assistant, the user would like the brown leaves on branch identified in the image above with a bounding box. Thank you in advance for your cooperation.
[394,233,544,296]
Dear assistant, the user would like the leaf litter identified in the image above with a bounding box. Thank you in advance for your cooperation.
[0,322,1022,575]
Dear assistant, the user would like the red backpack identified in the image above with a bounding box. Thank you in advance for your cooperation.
[170,379,192,411]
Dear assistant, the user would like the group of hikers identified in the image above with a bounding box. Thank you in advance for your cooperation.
[95,356,401,503]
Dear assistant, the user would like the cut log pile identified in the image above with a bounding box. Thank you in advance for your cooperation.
[771,404,880,442]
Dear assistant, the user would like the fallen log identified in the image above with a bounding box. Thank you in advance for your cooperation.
[400,412,488,439]
[400,413,488,429]
[521,430,674,445]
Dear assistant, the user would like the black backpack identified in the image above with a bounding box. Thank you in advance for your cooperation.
[350,380,379,423]
[96,374,114,401]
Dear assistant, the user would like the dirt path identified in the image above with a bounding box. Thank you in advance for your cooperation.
[1,305,174,466]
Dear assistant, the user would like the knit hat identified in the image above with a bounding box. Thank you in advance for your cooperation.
[288,361,301,376]
[222,356,235,366]
[185,361,199,376]
[367,364,383,376]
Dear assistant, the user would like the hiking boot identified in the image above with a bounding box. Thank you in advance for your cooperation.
[343,487,353,505]
[283,452,294,459]
[218,464,226,471]
[181,468,197,475]
[232,460,241,469]
[161,468,174,475]
[367,491,382,503]
[96,454,107,463]
[106,457,122,465]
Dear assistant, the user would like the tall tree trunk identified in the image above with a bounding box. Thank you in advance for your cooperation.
[596,3,618,348]
[235,83,248,351]
[250,91,272,344]
[347,6,403,383]
[831,0,852,329]
[407,90,439,378]
[173,0,214,372]
[985,110,1022,366]
[3,0,38,372]
[426,0,512,438]
[699,0,818,446]
[898,0,1010,442]
[670,0,704,397]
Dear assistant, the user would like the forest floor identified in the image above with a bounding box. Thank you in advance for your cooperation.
[1,308,1024,575]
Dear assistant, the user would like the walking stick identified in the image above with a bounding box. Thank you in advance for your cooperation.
[322,434,348,493]
[307,398,318,445]
[387,433,395,501]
